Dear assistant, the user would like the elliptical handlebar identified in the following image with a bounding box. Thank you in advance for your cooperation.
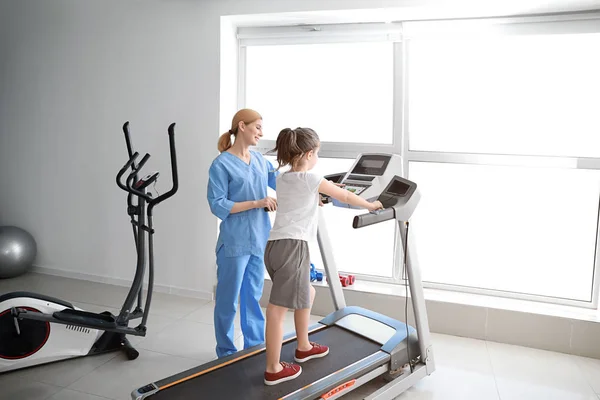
[116,152,153,202]
[115,122,179,214]
[148,123,179,214]
[125,153,154,202]
[122,121,139,212]
[123,122,136,163]
[116,152,140,192]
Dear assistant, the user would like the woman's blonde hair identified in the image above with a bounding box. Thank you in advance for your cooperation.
[218,108,262,152]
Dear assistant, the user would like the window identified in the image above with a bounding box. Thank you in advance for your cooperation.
[405,24,600,305]
[238,16,600,306]
[407,33,600,158]
[408,161,600,302]
[245,42,394,145]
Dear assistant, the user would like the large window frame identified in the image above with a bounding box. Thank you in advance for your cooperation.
[236,13,600,308]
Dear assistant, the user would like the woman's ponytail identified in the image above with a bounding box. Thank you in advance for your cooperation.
[218,131,233,152]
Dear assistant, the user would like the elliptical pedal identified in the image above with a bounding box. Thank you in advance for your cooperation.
[53,309,118,330]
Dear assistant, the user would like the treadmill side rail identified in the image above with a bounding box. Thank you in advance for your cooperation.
[281,351,390,400]
[316,365,388,400]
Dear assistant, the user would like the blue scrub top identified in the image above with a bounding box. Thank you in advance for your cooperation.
[207,150,278,258]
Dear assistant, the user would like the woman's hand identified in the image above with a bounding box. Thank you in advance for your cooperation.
[258,196,278,211]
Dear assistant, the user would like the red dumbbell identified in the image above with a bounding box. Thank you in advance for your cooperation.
[339,276,349,287]
[339,274,355,286]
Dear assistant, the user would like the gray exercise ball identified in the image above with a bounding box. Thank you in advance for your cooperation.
[0,226,37,279]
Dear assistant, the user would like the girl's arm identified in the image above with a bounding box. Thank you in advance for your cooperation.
[318,179,383,211]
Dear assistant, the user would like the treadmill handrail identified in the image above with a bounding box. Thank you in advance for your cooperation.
[352,208,395,229]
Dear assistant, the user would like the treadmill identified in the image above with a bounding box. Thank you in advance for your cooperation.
[132,153,436,400]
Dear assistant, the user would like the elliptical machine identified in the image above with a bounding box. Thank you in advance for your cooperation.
[0,121,179,373]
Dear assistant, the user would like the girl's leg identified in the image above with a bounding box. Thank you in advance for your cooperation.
[239,255,266,349]
[293,243,329,363]
[263,240,302,385]
[214,250,249,358]
[265,302,288,373]
[294,285,316,351]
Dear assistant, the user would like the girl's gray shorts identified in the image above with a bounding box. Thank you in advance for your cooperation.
[264,239,311,309]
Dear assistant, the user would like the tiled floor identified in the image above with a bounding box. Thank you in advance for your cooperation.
[1,273,599,400]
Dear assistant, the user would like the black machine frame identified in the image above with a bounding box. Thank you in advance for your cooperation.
[5,121,179,363]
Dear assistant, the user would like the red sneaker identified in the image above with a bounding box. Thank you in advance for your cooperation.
[294,342,330,363]
[264,362,302,386]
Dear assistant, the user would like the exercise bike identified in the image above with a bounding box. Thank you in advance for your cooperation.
[0,121,179,373]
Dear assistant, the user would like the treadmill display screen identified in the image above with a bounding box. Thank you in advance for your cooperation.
[388,179,411,196]
[361,160,385,168]
[351,155,391,176]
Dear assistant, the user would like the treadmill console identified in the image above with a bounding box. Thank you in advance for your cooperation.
[378,176,417,209]
[351,175,420,229]
[320,153,420,225]
[326,153,404,209]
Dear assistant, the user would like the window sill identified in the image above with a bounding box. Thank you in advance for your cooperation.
[266,276,600,324]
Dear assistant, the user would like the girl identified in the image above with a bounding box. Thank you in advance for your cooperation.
[207,108,279,358]
[263,127,383,385]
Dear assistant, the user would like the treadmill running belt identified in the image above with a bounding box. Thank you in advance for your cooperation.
[150,326,382,399]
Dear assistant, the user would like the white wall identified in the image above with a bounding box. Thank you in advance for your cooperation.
[0,0,223,298]
[1,0,599,299]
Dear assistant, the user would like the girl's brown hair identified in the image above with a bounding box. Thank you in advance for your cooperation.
[218,108,262,152]
[273,127,320,170]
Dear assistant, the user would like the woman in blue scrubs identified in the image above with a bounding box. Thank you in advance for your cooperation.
[207,108,279,358]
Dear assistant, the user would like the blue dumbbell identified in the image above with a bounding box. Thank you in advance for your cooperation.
[310,263,323,282]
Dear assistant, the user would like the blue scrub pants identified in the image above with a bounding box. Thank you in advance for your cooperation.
[214,249,266,358]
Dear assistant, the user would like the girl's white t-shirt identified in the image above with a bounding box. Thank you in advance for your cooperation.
[268,171,324,242]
